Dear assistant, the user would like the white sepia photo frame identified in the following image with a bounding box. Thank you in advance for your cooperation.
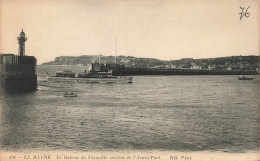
[0,0,259,161]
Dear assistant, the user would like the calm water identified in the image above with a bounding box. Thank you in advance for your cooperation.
[0,65,259,152]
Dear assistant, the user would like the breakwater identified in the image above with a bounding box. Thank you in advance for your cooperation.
[113,68,258,76]
[1,75,37,93]
[0,55,37,94]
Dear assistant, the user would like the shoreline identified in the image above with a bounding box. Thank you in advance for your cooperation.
[38,65,259,76]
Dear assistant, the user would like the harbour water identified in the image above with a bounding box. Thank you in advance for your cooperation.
[0,65,259,152]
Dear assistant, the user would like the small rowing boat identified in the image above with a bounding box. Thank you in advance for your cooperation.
[64,92,77,97]
[238,75,254,80]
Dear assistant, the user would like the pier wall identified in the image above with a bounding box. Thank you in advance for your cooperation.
[113,68,258,76]
[0,54,37,93]
[1,75,37,93]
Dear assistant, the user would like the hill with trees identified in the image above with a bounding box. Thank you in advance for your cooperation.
[42,55,259,71]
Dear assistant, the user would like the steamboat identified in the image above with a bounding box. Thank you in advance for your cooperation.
[47,37,133,83]
[47,62,133,83]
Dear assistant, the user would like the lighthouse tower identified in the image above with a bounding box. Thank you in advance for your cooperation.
[17,29,27,57]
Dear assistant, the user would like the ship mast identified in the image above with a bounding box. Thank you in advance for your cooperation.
[99,53,101,64]
[115,37,117,64]
[115,37,117,75]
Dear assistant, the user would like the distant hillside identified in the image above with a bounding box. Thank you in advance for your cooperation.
[42,55,259,71]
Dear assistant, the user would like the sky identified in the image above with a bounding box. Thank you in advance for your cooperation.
[0,0,259,64]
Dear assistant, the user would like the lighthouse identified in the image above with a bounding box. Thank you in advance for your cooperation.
[0,30,37,93]
[17,29,27,57]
